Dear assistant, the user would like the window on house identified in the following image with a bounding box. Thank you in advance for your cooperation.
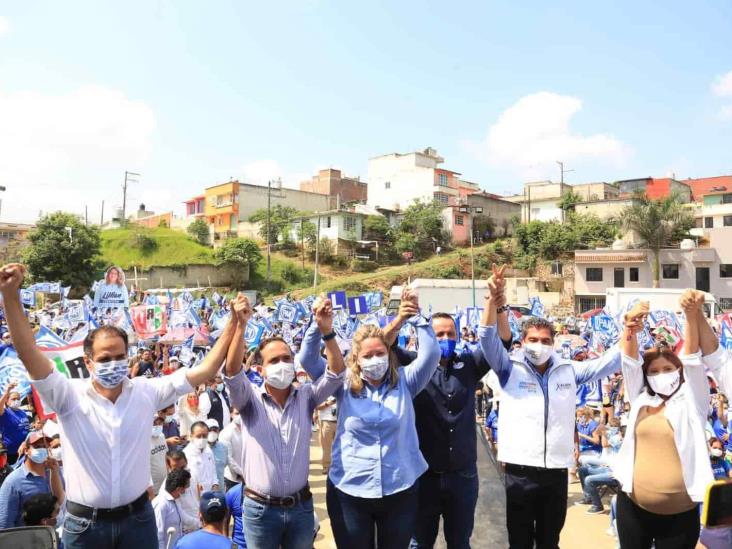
[723,194,732,204]
[433,192,449,205]
[551,261,563,276]
[385,182,391,190]
[455,215,464,226]
[629,267,639,282]
[343,216,356,232]
[719,297,732,311]
[662,264,679,279]
[438,173,449,187]
[705,217,714,229]
[724,215,732,227]
[720,264,732,278]
[586,268,603,282]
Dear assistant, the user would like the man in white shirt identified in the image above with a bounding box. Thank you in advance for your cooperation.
[219,408,244,492]
[183,421,219,501]
[0,262,249,549]
[152,468,191,549]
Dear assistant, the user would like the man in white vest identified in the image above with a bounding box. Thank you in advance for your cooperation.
[478,266,632,549]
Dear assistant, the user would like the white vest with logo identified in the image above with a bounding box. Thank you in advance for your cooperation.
[497,352,578,469]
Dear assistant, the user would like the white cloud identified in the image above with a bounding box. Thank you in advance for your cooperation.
[470,92,630,178]
[712,71,732,97]
[0,85,156,223]
[0,16,9,36]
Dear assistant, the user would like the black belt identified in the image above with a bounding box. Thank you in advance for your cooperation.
[505,463,567,475]
[244,485,312,507]
[66,492,149,521]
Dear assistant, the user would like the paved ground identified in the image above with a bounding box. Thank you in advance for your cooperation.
[309,427,617,548]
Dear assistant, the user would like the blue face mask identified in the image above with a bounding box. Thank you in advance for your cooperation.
[438,339,457,360]
[30,448,48,464]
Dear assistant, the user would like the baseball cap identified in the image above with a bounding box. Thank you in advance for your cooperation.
[205,418,219,430]
[199,491,227,522]
[26,431,51,445]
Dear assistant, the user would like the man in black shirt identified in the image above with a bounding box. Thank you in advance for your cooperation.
[388,297,512,549]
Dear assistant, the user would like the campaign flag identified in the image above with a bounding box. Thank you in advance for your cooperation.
[333,309,352,339]
[19,289,36,307]
[328,291,348,310]
[67,303,85,323]
[68,323,89,344]
[277,301,301,325]
[244,320,265,347]
[300,295,316,313]
[130,305,167,339]
[360,313,381,327]
[40,341,88,379]
[0,353,31,398]
[465,307,484,329]
[721,323,732,352]
[507,310,521,342]
[365,291,383,311]
[348,296,369,316]
[35,326,68,349]
[210,309,230,331]
[529,296,545,318]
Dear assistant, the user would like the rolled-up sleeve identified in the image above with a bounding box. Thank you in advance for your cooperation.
[224,369,254,412]
[31,368,78,416]
[149,368,194,410]
[680,352,710,419]
[310,368,346,408]
[703,344,732,399]
[621,353,645,403]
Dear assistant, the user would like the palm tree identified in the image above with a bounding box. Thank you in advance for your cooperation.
[618,193,695,288]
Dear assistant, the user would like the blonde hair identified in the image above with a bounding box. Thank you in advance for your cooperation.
[348,325,399,395]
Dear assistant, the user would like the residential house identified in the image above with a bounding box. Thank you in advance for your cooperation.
[0,222,33,262]
[503,181,572,223]
[136,212,173,229]
[616,177,692,201]
[299,168,367,205]
[287,207,370,256]
[682,175,732,202]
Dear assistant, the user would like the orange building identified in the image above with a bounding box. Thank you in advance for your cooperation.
[136,212,173,228]
[204,182,240,235]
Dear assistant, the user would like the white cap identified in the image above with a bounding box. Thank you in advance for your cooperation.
[205,418,220,430]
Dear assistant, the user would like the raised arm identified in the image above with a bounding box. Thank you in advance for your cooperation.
[383,288,419,346]
[295,319,326,381]
[478,265,513,386]
[0,381,17,416]
[0,264,53,380]
[187,295,249,387]
[619,303,650,402]
[223,297,255,412]
[47,455,65,504]
[679,291,712,417]
[402,319,441,396]
[310,298,348,403]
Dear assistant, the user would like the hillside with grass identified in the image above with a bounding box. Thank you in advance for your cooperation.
[100,227,216,269]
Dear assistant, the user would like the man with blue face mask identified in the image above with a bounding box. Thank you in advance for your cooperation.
[0,262,246,549]
[0,431,64,528]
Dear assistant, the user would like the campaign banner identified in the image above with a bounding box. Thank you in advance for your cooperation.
[130,305,168,339]
[328,291,347,310]
[348,296,369,316]
[40,341,88,379]
[20,289,36,307]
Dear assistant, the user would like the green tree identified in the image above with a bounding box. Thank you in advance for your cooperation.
[297,220,317,250]
[363,215,392,242]
[215,238,263,269]
[619,193,694,288]
[23,212,103,289]
[557,190,583,212]
[472,215,496,241]
[187,219,210,245]
[395,200,449,259]
[248,205,300,245]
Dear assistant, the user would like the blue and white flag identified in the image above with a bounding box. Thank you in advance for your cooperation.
[365,291,383,311]
[35,326,68,348]
[529,297,545,318]
[67,303,85,324]
[277,301,301,325]
[244,320,266,347]
[721,323,732,353]
[19,289,35,307]
[348,296,369,316]
[465,307,484,329]
[328,291,348,310]
[0,353,31,398]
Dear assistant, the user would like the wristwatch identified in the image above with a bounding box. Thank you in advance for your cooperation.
[322,331,336,342]
[497,305,510,314]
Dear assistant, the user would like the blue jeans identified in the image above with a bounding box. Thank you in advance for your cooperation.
[326,478,418,549]
[242,495,314,549]
[578,464,617,509]
[61,500,157,549]
[410,466,480,549]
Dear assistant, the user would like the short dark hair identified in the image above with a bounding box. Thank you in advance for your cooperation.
[22,493,57,526]
[83,326,129,357]
[521,317,556,340]
[166,449,187,463]
[190,421,208,436]
[431,313,457,330]
[165,468,191,493]
[247,336,290,367]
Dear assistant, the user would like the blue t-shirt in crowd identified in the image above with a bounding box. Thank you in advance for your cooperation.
[485,410,499,442]
[711,458,731,480]
[726,421,732,453]
[225,483,246,548]
[0,407,30,455]
[0,463,51,528]
[577,419,602,453]
[174,530,231,549]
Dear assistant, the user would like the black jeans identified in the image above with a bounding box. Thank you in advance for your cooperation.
[326,478,419,549]
[411,466,480,549]
[616,491,700,549]
[504,464,568,549]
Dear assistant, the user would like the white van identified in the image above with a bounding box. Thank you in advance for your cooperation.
[605,288,722,321]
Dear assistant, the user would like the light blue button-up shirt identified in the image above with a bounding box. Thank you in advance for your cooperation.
[299,319,440,498]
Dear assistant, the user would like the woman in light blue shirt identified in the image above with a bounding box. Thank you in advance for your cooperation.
[325,316,440,549]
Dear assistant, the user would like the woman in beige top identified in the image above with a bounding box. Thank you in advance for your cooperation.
[616,291,714,549]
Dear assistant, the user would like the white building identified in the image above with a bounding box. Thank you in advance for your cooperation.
[287,208,371,256]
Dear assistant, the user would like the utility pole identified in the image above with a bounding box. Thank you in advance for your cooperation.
[313,216,321,288]
[100,200,105,225]
[300,217,305,271]
[266,179,272,282]
[122,171,140,223]
[85,205,88,226]
[556,161,574,185]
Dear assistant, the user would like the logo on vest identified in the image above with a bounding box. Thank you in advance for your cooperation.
[518,381,538,393]
[555,382,573,392]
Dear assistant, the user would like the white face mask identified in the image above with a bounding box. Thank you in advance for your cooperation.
[647,369,681,396]
[164,415,175,424]
[360,355,389,381]
[50,447,62,461]
[711,448,724,458]
[7,399,21,410]
[216,383,224,392]
[524,342,553,365]
[232,416,241,426]
[207,432,218,444]
[192,438,207,451]
[265,362,295,390]
[152,425,164,438]
[91,359,129,389]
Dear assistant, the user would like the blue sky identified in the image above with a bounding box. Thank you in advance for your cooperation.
[1,0,731,222]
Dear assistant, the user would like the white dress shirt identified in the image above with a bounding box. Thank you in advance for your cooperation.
[183,443,218,496]
[32,368,192,508]
[219,421,244,483]
[158,480,199,532]
[152,489,183,549]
